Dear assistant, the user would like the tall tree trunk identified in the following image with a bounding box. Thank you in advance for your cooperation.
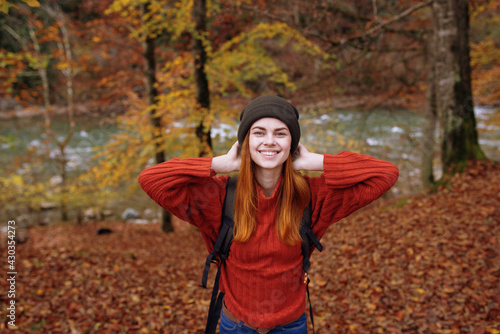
[55,11,75,222]
[29,9,75,221]
[192,0,212,157]
[432,0,485,176]
[26,22,51,132]
[142,2,173,233]
[421,33,437,190]
[59,148,68,221]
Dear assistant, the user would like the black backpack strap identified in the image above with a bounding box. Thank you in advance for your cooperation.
[300,202,323,272]
[203,176,237,334]
[300,201,323,334]
[205,268,224,334]
[201,176,237,288]
[219,176,236,260]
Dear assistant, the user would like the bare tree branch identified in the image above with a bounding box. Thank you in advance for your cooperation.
[364,0,433,37]
[372,0,379,21]
[222,0,433,49]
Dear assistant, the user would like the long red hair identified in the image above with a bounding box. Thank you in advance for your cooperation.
[233,135,311,245]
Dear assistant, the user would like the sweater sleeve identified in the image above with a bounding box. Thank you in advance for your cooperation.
[306,151,399,240]
[138,156,228,251]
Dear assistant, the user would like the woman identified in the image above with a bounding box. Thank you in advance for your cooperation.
[138,95,399,333]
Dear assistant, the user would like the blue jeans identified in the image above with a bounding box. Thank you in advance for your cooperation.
[219,310,307,333]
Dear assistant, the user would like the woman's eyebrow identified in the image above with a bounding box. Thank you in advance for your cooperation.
[250,126,289,132]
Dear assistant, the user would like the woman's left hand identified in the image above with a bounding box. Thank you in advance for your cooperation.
[292,143,309,170]
[293,143,324,171]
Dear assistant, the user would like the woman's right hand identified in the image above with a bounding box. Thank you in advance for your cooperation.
[211,141,241,173]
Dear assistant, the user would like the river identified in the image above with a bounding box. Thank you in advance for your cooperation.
[1,106,499,223]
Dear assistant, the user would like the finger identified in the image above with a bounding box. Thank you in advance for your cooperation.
[294,143,304,156]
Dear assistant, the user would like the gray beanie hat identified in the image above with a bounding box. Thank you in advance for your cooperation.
[237,95,301,153]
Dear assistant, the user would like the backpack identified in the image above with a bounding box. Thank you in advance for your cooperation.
[201,176,324,334]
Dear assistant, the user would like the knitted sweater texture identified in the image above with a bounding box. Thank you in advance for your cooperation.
[138,151,399,328]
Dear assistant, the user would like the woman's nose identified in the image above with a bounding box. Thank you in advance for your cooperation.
[264,133,275,145]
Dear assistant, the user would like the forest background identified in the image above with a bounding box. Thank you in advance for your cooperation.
[0,0,499,226]
[0,0,499,333]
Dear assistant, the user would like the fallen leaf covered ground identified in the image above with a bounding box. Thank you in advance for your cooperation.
[1,160,499,333]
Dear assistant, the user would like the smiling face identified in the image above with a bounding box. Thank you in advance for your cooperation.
[248,118,292,173]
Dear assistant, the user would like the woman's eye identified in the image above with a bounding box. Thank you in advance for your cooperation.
[253,131,264,136]
[276,132,287,137]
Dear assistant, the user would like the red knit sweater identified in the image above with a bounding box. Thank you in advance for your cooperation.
[138,151,399,328]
